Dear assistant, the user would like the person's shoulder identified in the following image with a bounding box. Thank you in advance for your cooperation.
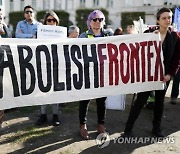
[167,29,180,43]
[79,32,87,38]
[170,30,179,35]
[103,29,113,36]
[169,29,179,37]
[34,20,42,25]
[17,20,25,25]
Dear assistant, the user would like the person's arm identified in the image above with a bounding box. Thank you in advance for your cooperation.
[163,34,180,82]
[15,21,34,38]
[3,24,11,38]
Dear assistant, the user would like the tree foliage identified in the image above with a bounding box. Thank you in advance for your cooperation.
[121,12,145,30]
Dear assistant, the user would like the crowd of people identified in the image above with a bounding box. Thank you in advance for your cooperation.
[0,5,180,141]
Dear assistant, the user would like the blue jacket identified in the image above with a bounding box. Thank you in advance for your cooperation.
[15,19,41,38]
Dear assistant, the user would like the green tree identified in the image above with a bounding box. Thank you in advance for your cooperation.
[121,12,145,30]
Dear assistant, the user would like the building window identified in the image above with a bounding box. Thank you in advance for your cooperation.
[67,0,74,10]
[20,0,24,10]
[93,0,99,7]
[143,0,151,6]
[107,0,113,7]
[164,0,172,5]
[80,0,86,8]
[125,0,132,6]
[32,0,36,9]
[0,0,2,5]
[10,0,14,11]
[43,0,50,10]
[54,0,62,10]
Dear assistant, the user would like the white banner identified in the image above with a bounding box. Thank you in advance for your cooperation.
[0,33,164,109]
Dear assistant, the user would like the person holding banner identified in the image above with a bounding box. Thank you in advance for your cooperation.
[123,7,180,138]
[78,10,113,140]
[169,8,180,105]
[0,9,10,38]
[36,10,60,126]
[15,5,40,38]
[0,9,11,129]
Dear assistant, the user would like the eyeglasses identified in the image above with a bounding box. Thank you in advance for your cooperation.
[92,18,104,22]
[47,19,57,23]
[25,11,33,14]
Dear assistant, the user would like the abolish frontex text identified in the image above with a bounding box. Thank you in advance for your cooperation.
[0,40,163,98]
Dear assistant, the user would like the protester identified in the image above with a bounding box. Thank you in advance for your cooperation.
[0,9,10,38]
[114,27,123,35]
[126,25,138,34]
[36,10,60,126]
[122,7,180,138]
[78,10,113,140]
[0,9,11,129]
[68,25,80,38]
[15,5,40,38]
[169,32,180,105]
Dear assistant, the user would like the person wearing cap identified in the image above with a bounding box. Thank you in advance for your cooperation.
[78,10,113,140]
[35,10,60,126]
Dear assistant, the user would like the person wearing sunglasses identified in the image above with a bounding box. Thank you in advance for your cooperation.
[78,10,113,140]
[36,10,60,126]
[15,5,41,38]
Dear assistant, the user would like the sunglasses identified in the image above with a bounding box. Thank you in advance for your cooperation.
[47,19,57,23]
[25,11,33,14]
[92,18,104,22]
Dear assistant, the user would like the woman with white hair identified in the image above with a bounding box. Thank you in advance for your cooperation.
[68,25,80,38]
